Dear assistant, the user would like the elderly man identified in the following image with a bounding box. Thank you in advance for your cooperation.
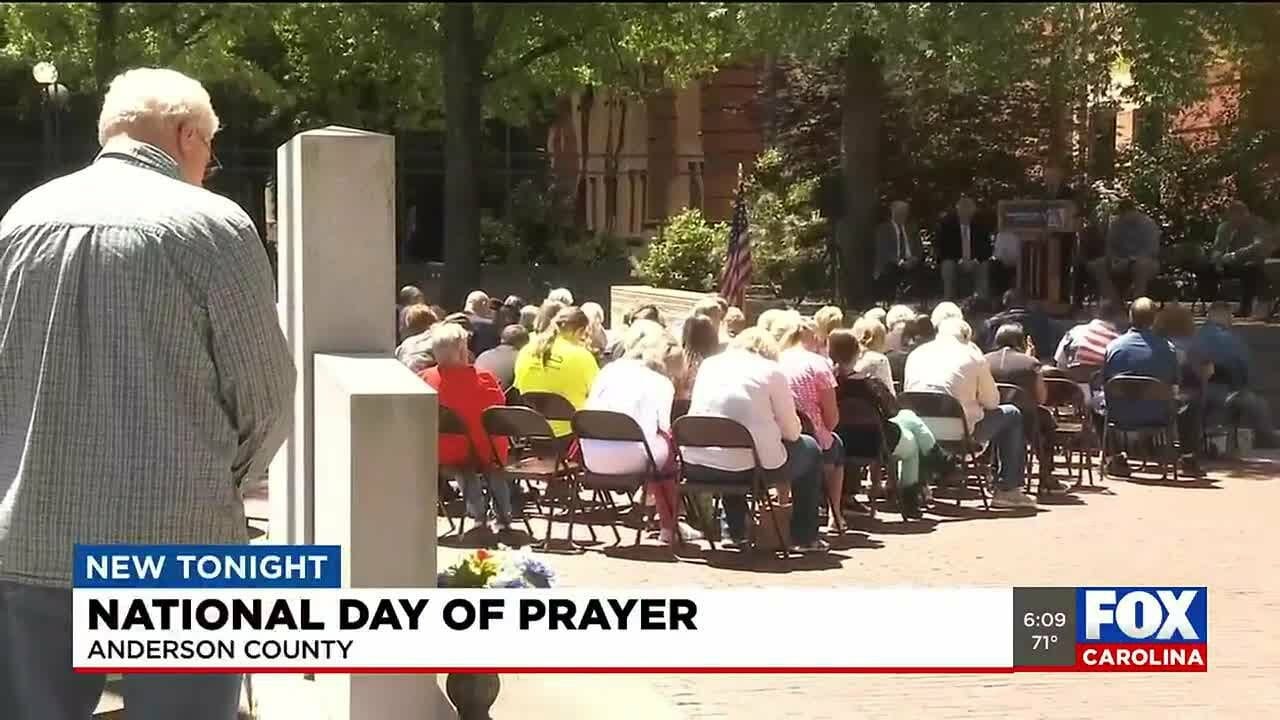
[937,196,994,300]
[1197,202,1275,317]
[397,284,426,340]
[904,318,1034,508]
[1191,302,1279,448]
[1098,298,1202,477]
[475,323,530,394]
[986,323,1064,493]
[873,200,925,301]
[0,69,294,719]
[464,289,500,356]
[1090,199,1161,302]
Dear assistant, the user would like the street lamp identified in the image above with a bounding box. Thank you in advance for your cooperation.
[33,62,70,177]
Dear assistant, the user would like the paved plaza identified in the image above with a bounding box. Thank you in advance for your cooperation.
[433,454,1280,719]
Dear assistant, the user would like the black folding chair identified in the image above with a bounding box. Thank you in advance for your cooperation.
[571,410,660,546]
[438,405,533,537]
[673,415,789,557]
[996,382,1042,493]
[1101,375,1180,481]
[898,391,991,509]
[1044,377,1098,486]
[834,378,901,519]
[481,406,584,549]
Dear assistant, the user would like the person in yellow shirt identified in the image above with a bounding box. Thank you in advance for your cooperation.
[514,305,599,437]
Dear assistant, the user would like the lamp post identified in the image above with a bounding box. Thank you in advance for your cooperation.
[33,62,70,178]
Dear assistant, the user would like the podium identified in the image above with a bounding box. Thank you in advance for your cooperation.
[998,199,1077,312]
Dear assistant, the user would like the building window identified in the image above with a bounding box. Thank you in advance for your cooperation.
[688,161,703,211]
[588,177,597,231]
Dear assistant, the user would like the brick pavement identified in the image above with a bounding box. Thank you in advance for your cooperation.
[438,453,1280,719]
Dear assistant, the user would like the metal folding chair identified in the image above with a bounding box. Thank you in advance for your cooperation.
[481,405,583,549]
[439,405,532,537]
[571,410,660,546]
[1044,377,1098,486]
[673,415,790,557]
[898,391,991,509]
[1101,375,1180,481]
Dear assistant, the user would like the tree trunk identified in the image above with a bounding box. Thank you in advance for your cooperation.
[442,3,484,308]
[574,86,595,230]
[94,2,120,92]
[839,35,883,306]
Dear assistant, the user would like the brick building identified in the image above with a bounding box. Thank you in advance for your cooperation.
[546,65,764,239]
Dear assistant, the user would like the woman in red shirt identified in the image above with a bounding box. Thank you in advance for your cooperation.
[419,323,513,530]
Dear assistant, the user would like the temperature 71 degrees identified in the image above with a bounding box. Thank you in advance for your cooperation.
[1032,634,1059,650]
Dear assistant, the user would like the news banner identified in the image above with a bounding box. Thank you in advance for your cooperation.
[73,545,1207,674]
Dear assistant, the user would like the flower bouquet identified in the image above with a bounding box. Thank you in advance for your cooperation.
[437,549,556,589]
[437,550,555,719]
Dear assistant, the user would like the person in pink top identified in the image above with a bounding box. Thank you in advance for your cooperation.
[773,313,846,534]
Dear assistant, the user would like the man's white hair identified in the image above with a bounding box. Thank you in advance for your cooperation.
[937,317,972,343]
[465,290,490,313]
[581,301,605,326]
[547,287,574,305]
[98,68,220,146]
[430,322,470,366]
[885,304,915,329]
[931,301,963,329]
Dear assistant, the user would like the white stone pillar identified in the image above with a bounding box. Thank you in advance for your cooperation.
[270,127,397,545]
[313,353,443,718]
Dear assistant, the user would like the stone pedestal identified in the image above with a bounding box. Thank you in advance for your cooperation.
[270,127,397,545]
[259,128,449,720]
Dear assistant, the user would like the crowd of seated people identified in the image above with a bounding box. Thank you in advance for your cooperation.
[394,277,1275,554]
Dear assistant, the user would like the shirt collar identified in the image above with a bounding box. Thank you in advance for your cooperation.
[95,138,182,180]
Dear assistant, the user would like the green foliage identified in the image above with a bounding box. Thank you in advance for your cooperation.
[745,147,829,300]
[1098,120,1280,249]
[478,212,523,265]
[634,208,726,292]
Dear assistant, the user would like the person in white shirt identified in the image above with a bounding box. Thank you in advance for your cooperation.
[903,318,1034,508]
[680,328,828,553]
[580,323,701,545]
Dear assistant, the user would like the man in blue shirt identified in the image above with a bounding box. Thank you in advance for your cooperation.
[1191,302,1278,448]
[1098,298,1202,476]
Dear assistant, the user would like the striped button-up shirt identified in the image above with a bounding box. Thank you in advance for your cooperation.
[0,140,295,587]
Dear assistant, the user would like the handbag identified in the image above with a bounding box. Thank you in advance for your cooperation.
[749,501,792,551]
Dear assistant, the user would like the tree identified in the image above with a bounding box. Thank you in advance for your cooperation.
[438,3,739,307]
[735,2,1258,305]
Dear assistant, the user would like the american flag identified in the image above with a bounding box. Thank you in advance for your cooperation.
[719,178,751,307]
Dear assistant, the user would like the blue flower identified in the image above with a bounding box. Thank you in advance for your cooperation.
[518,557,556,588]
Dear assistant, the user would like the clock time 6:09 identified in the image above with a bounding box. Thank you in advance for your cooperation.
[1023,611,1067,628]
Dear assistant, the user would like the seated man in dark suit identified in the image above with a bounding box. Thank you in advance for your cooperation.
[873,200,925,302]
[985,323,1063,493]
[1096,298,1202,477]
[937,196,994,300]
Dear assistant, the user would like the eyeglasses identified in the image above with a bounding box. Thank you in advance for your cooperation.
[204,151,222,182]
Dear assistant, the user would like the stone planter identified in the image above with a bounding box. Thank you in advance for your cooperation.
[445,672,501,720]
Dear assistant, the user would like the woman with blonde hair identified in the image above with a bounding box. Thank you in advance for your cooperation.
[580,301,609,358]
[813,305,844,345]
[851,316,895,394]
[772,312,847,534]
[581,323,702,545]
[680,327,829,552]
[514,306,598,437]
